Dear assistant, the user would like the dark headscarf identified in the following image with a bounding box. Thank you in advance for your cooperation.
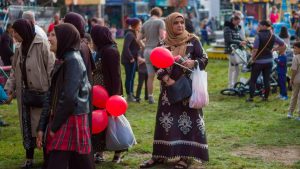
[12,19,36,56]
[54,23,80,59]
[91,25,116,51]
[64,12,86,38]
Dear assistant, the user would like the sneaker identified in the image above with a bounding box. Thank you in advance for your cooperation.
[21,160,33,169]
[276,95,283,99]
[0,120,9,127]
[148,96,155,104]
[280,96,288,100]
[287,112,293,119]
[246,98,253,102]
[126,95,136,102]
[296,117,300,121]
[94,153,105,163]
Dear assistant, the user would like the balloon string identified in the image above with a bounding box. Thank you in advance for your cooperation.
[174,62,194,72]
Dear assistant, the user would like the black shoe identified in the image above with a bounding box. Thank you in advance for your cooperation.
[21,160,33,169]
[94,153,105,164]
[112,154,122,164]
[136,98,141,103]
[246,98,253,102]
[0,120,9,127]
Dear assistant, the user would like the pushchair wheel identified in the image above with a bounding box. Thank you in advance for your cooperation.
[220,89,238,96]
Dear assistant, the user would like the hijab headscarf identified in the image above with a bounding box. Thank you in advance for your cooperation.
[164,12,197,56]
[12,19,36,56]
[91,25,116,51]
[54,23,81,59]
[64,12,86,38]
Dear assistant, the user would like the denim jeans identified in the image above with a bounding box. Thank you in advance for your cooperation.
[123,62,136,95]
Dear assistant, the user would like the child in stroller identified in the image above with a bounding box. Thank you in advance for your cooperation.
[0,66,12,104]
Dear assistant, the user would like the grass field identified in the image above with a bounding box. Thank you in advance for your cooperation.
[0,39,300,169]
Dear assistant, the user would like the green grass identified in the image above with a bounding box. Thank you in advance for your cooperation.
[0,39,300,169]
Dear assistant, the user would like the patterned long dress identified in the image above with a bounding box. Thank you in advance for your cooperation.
[152,37,209,162]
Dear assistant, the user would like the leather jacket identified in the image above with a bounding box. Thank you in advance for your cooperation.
[37,51,91,132]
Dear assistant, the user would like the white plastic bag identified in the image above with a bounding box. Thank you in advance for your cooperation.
[106,115,137,151]
[189,65,209,109]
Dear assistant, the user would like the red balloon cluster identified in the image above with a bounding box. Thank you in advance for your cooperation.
[150,47,174,68]
[91,86,128,134]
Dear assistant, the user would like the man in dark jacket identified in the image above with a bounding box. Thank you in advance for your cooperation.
[0,23,14,66]
[224,15,247,88]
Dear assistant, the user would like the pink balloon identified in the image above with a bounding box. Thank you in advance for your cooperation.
[150,47,174,68]
[92,85,109,109]
[106,95,128,117]
[92,109,108,134]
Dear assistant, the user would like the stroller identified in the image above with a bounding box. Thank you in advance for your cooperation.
[220,42,284,97]
[0,66,11,104]
[0,66,11,87]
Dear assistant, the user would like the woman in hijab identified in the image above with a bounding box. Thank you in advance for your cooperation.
[36,23,93,169]
[91,25,124,163]
[4,19,55,169]
[121,18,142,102]
[64,12,94,83]
[140,12,209,169]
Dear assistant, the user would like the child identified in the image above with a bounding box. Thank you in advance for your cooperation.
[287,41,300,120]
[0,85,11,127]
[135,50,148,103]
[275,47,288,100]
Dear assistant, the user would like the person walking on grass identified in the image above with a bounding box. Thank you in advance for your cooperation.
[4,19,55,169]
[121,18,142,102]
[275,47,288,100]
[91,25,125,164]
[37,23,93,169]
[140,12,209,169]
[287,41,300,120]
[246,20,286,102]
[139,7,165,104]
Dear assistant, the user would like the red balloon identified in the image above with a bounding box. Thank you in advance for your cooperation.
[92,85,109,109]
[92,109,108,134]
[106,95,128,117]
[150,47,174,68]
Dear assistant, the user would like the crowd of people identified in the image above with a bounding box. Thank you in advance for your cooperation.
[223,8,300,121]
[0,6,209,169]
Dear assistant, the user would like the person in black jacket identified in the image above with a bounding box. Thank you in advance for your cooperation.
[37,23,93,169]
[224,15,247,88]
[90,25,124,164]
[0,23,14,66]
[121,18,142,102]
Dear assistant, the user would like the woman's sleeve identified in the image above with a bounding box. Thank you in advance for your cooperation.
[42,41,56,85]
[4,48,19,94]
[103,49,122,95]
[193,39,208,70]
[123,33,135,61]
[37,90,50,132]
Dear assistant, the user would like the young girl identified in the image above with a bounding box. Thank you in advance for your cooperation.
[287,41,300,120]
[275,48,288,100]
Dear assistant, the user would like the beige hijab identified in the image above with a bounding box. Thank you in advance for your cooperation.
[164,12,197,56]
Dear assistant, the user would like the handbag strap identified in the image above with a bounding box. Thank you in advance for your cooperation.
[253,33,273,61]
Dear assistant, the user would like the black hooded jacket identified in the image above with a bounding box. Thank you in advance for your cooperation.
[223,20,243,54]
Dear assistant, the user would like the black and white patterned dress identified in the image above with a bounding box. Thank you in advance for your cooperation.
[152,37,209,162]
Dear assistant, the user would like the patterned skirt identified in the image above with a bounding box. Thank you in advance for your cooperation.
[46,114,91,154]
[152,89,209,162]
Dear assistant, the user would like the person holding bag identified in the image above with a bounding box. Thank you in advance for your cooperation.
[4,19,55,169]
[90,25,125,164]
[140,12,209,169]
[246,20,286,102]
